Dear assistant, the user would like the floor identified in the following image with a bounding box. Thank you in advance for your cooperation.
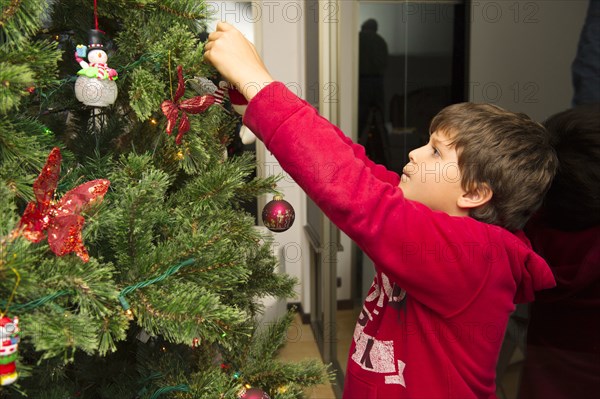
[277,309,525,399]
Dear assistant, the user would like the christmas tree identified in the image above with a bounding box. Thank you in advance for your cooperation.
[0,0,330,397]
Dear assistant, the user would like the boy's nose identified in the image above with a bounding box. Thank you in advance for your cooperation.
[408,149,416,163]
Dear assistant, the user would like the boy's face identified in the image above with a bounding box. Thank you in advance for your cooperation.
[399,130,468,216]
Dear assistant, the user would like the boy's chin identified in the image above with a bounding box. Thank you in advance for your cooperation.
[398,182,413,201]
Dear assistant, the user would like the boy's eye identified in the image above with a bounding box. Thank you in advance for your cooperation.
[432,147,440,157]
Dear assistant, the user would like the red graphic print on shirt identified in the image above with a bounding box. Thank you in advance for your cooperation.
[351,272,408,386]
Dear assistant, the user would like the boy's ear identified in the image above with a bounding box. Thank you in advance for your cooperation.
[457,182,493,209]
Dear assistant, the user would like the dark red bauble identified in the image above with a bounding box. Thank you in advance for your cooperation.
[262,195,295,232]
[239,388,271,399]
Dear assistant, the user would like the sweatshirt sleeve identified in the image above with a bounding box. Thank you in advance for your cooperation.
[333,122,401,185]
[244,82,492,316]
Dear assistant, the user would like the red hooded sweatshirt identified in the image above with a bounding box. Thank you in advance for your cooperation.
[244,82,556,398]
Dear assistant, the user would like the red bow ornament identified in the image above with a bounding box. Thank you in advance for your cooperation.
[16,147,110,262]
[161,66,220,145]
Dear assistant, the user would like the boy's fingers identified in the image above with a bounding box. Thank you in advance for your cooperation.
[207,31,222,42]
[216,21,233,31]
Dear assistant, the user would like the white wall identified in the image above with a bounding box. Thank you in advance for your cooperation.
[205,1,310,309]
[253,0,310,309]
[469,0,588,122]
[205,1,256,41]
[255,0,353,308]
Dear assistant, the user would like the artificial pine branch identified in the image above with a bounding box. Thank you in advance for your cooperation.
[0,0,49,48]
[0,1,332,396]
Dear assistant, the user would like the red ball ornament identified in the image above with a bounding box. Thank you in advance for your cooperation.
[239,387,271,399]
[262,195,295,232]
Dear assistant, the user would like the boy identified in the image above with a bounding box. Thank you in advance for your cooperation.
[205,22,558,398]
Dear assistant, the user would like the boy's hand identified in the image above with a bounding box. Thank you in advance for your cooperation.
[204,22,274,101]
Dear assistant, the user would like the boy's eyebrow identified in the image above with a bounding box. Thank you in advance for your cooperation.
[430,134,450,151]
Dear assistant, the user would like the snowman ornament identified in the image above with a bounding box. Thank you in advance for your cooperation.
[74,29,118,107]
[0,316,20,386]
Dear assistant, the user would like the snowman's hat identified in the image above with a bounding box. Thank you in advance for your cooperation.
[88,29,104,49]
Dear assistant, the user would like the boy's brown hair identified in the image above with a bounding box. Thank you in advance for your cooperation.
[540,104,600,231]
[430,103,558,231]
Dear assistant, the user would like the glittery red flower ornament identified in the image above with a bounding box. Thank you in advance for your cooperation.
[161,65,218,145]
[16,147,110,262]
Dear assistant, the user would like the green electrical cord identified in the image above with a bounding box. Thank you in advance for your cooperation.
[118,258,196,311]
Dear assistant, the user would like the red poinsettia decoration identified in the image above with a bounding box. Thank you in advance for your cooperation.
[161,65,218,145]
[16,147,110,262]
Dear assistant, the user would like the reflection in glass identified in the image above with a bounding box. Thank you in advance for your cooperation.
[358,2,462,174]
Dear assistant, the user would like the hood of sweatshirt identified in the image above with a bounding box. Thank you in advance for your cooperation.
[525,223,600,305]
